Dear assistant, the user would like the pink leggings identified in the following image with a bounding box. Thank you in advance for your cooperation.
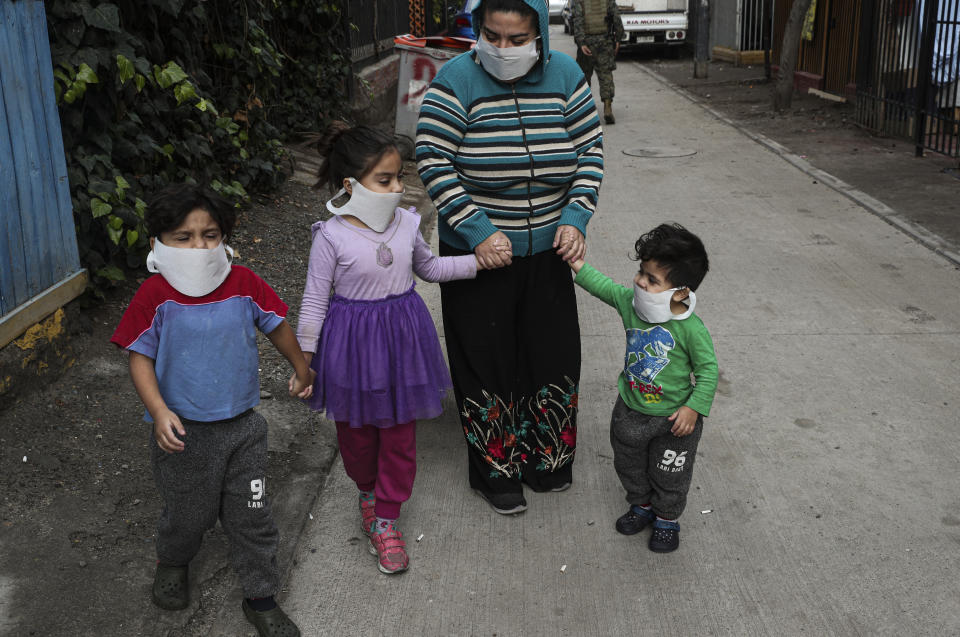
[335,420,416,520]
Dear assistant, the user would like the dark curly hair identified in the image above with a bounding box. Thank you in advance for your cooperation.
[314,121,399,194]
[145,184,235,239]
[633,223,709,291]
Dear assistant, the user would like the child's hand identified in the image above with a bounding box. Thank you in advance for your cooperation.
[289,369,316,399]
[568,258,585,273]
[668,406,699,437]
[554,225,585,262]
[153,409,186,453]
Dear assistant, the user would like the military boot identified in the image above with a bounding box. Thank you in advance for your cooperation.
[603,99,615,124]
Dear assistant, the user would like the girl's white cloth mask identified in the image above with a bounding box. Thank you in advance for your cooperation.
[632,285,696,324]
[326,178,404,233]
[147,239,234,297]
[475,36,541,82]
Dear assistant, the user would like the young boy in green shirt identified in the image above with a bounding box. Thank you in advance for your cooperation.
[570,223,718,552]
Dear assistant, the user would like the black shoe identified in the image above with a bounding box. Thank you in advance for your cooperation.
[615,507,655,535]
[649,520,680,553]
[474,489,527,515]
[242,599,301,637]
[152,563,189,610]
[523,477,571,493]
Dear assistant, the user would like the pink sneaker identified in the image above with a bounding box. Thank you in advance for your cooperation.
[359,494,376,537]
[368,523,409,574]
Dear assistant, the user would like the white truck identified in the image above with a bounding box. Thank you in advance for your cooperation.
[616,0,688,51]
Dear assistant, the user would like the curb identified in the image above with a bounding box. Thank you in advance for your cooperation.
[636,63,960,269]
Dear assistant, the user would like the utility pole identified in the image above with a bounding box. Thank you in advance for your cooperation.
[694,0,709,79]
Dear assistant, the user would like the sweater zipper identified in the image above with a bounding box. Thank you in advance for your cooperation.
[512,85,535,257]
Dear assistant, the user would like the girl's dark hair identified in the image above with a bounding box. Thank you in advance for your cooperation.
[315,121,398,193]
[477,0,539,29]
[633,223,709,291]
[146,184,235,239]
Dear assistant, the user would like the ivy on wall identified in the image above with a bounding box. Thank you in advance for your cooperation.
[46,0,349,290]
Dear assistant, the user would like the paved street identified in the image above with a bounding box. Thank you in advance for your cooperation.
[208,25,960,637]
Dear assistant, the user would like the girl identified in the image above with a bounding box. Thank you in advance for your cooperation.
[292,123,481,574]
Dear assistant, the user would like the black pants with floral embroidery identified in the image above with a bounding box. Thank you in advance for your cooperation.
[439,244,581,496]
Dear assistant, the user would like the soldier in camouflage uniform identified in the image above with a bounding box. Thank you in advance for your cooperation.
[572,0,624,124]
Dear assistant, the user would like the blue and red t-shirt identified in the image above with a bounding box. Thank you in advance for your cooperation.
[111,265,287,423]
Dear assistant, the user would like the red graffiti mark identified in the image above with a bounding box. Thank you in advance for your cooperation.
[402,56,439,104]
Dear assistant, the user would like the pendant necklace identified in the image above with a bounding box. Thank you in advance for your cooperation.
[338,214,401,268]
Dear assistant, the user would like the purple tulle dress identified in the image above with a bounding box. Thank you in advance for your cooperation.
[296,208,477,429]
[308,286,452,427]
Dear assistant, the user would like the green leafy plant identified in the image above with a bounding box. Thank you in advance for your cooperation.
[46,0,349,292]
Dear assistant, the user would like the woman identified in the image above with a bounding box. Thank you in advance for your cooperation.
[416,0,604,513]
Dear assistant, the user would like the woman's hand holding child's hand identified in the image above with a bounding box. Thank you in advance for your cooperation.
[668,406,699,437]
[554,225,585,263]
[154,408,186,453]
[475,231,512,269]
[289,369,316,399]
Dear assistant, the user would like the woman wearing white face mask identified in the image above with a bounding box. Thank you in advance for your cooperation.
[416,0,604,514]
[293,122,482,575]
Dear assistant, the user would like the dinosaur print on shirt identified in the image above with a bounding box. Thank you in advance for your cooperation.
[624,325,675,386]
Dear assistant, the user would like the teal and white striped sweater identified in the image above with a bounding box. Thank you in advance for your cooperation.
[415,0,604,256]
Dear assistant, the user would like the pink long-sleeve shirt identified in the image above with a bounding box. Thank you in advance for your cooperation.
[296,207,477,353]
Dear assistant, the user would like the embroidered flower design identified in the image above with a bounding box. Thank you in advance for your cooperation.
[459,378,580,479]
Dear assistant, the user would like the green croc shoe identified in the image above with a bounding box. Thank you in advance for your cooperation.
[151,564,189,610]
[242,599,301,637]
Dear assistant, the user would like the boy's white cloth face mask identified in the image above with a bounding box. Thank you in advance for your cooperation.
[475,37,540,82]
[147,239,234,297]
[326,178,404,232]
[632,285,696,323]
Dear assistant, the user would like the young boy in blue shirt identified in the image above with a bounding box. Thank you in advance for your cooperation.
[570,223,718,552]
[111,184,314,636]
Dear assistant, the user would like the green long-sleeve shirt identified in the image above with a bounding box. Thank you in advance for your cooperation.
[575,263,718,417]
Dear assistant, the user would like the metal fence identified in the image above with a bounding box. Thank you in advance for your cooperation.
[345,0,411,63]
[739,0,771,51]
[344,0,456,65]
[856,0,960,157]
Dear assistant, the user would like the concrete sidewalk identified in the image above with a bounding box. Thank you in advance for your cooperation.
[234,26,960,636]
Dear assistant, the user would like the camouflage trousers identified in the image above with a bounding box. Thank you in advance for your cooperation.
[576,35,618,101]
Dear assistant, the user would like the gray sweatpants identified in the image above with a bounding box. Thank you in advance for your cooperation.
[150,409,279,599]
[609,396,703,520]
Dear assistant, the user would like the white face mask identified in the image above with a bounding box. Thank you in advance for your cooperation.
[475,36,540,82]
[632,285,696,323]
[147,239,234,297]
[326,178,404,232]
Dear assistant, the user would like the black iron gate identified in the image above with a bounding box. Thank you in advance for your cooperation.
[856,0,960,157]
[344,0,412,63]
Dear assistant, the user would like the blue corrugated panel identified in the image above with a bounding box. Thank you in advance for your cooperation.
[0,0,81,317]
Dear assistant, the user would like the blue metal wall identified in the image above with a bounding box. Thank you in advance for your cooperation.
[0,0,81,317]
